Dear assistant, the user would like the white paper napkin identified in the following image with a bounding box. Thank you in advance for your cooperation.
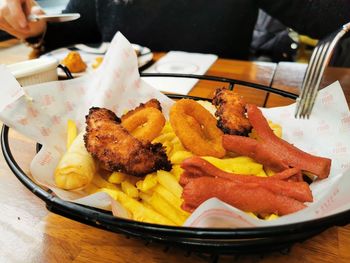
[0,65,24,112]
[142,51,217,94]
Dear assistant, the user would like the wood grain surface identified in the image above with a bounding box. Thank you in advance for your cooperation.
[1,45,350,263]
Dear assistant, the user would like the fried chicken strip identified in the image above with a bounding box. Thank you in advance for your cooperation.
[84,107,171,177]
[212,87,252,135]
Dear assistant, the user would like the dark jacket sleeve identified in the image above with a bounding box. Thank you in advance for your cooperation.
[257,0,350,39]
[43,0,101,51]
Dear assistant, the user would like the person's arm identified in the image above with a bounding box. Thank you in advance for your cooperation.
[0,0,46,40]
[256,0,350,39]
[43,0,101,52]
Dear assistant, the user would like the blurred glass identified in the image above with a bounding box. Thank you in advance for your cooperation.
[36,0,69,14]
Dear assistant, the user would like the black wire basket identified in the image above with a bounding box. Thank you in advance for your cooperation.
[2,71,350,256]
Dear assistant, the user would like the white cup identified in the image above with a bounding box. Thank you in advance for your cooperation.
[7,57,59,86]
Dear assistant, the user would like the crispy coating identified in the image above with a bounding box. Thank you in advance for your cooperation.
[212,87,252,136]
[61,51,87,73]
[122,107,165,142]
[170,99,226,158]
[121,99,162,122]
[121,99,165,142]
[84,107,171,177]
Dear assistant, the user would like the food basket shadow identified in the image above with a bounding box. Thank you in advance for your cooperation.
[2,72,350,255]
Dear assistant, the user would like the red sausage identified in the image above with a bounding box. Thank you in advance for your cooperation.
[181,157,313,202]
[181,176,306,215]
[223,104,331,179]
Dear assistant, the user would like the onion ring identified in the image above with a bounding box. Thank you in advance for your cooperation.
[169,99,226,158]
[122,107,166,142]
[121,98,162,121]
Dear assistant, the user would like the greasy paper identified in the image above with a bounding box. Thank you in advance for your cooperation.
[1,32,350,227]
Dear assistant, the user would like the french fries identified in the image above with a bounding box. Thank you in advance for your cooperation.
[171,165,184,182]
[269,121,282,138]
[202,156,265,176]
[249,120,282,139]
[108,171,126,184]
[121,180,139,198]
[92,173,120,191]
[147,192,187,225]
[138,183,188,225]
[100,188,175,225]
[154,185,190,217]
[157,170,183,198]
[170,150,193,165]
[59,116,283,226]
[136,169,189,225]
[265,214,279,220]
[136,173,157,192]
[67,119,78,149]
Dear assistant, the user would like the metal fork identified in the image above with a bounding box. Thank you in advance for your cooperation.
[295,22,350,119]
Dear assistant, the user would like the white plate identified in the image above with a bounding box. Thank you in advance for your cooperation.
[41,43,153,78]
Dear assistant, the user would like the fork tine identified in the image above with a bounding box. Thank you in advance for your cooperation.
[304,29,345,118]
[301,41,331,118]
[295,22,350,119]
[295,44,322,118]
[305,26,350,117]
[298,44,324,117]
[295,49,318,117]
[304,42,333,118]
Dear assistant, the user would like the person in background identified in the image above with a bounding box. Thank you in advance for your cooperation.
[1,0,350,60]
[250,9,299,62]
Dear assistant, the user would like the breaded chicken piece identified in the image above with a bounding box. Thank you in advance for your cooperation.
[61,51,87,73]
[84,107,171,177]
[121,98,162,122]
[212,87,252,136]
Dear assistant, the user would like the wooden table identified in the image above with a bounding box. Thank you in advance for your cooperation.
[1,46,350,263]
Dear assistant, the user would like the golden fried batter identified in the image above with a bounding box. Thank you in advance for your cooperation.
[122,107,166,142]
[212,87,252,136]
[61,51,87,73]
[84,107,171,177]
[121,99,162,122]
[170,99,226,158]
[121,99,165,142]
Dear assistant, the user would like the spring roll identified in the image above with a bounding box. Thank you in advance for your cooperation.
[54,132,96,190]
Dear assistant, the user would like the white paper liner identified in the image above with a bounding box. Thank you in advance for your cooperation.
[1,32,350,228]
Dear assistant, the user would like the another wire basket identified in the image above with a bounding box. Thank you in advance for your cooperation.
[2,72,350,256]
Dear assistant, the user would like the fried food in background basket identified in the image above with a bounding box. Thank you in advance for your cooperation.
[92,56,103,69]
[61,51,87,73]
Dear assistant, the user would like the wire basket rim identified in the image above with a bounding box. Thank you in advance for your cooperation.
[1,73,348,253]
